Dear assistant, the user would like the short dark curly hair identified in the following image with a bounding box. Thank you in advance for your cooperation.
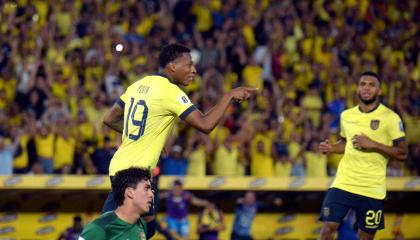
[360,71,381,85]
[158,43,190,68]
[112,167,151,207]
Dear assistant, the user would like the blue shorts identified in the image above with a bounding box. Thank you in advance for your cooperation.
[166,216,189,237]
[319,188,385,234]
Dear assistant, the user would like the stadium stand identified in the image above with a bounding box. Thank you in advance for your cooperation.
[0,0,420,239]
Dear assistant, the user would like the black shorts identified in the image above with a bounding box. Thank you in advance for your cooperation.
[319,187,385,234]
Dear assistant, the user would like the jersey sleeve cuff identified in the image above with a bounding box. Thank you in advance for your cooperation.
[179,105,196,120]
[392,136,406,146]
[117,98,125,108]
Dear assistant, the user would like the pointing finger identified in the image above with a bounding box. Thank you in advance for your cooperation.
[243,87,259,92]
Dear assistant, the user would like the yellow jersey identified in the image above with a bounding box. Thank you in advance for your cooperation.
[213,144,239,176]
[109,74,195,176]
[187,146,206,177]
[13,135,29,169]
[305,152,327,177]
[274,161,292,177]
[332,104,405,199]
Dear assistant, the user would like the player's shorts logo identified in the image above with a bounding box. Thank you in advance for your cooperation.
[323,207,330,217]
[370,120,380,130]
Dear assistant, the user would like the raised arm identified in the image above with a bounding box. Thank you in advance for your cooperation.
[103,102,124,134]
[190,194,209,207]
[184,87,257,134]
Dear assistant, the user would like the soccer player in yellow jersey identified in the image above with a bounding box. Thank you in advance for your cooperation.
[102,43,256,238]
[318,72,408,240]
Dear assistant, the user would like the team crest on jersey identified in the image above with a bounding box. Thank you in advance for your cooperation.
[370,120,380,130]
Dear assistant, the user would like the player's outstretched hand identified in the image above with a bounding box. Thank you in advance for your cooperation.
[319,139,332,154]
[229,87,258,101]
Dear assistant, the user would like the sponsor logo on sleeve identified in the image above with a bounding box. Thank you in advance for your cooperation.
[178,95,190,105]
[399,121,404,132]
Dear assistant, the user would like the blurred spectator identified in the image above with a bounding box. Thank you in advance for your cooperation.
[0,132,21,175]
[301,140,328,177]
[54,127,76,174]
[231,191,281,240]
[288,132,306,177]
[0,0,418,176]
[162,179,208,239]
[213,135,240,176]
[249,121,274,177]
[90,136,115,175]
[198,202,225,240]
[273,131,292,177]
[11,126,32,173]
[58,215,83,240]
[27,161,44,175]
[34,124,55,173]
[161,145,188,176]
[387,160,404,177]
[327,91,346,133]
[184,131,212,177]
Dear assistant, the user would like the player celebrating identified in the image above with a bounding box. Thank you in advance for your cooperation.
[79,167,153,240]
[318,72,408,240]
[102,43,256,237]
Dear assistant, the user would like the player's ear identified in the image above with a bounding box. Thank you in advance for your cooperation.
[126,187,135,199]
[168,61,176,73]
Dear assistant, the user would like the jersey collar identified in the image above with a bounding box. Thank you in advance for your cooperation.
[153,72,174,83]
[358,103,381,113]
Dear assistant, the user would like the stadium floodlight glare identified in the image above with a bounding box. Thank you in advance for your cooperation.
[115,44,123,52]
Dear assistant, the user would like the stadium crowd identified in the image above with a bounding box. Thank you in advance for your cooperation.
[0,0,419,177]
